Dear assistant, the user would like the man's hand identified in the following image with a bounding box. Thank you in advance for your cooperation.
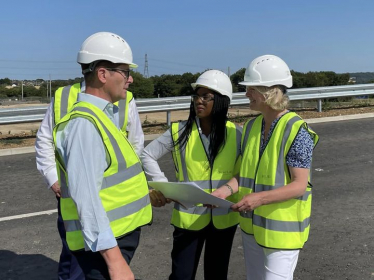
[107,259,134,280]
[50,181,61,197]
[149,189,171,207]
[101,246,135,280]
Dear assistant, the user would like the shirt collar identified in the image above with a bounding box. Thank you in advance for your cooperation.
[77,93,111,111]
[195,116,211,138]
[81,80,86,92]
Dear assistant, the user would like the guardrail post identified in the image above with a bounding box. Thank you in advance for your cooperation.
[167,111,171,127]
[317,99,322,112]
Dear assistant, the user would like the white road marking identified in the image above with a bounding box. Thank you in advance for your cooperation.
[0,209,57,222]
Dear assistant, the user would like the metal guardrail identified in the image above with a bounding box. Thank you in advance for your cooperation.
[1,84,374,125]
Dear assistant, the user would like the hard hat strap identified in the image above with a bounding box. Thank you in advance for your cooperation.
[82,61,100,74]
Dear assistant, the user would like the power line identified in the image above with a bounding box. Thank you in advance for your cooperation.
[0,66,77,70]
[0,59,75,63]
[148,58,210,69]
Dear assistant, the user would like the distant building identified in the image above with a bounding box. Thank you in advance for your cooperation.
[348,77,356,84]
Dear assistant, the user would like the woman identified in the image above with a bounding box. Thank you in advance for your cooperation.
[140,70,241,280]
[212,55,319,280]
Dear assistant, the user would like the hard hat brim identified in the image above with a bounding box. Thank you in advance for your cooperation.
[239,78,292,88]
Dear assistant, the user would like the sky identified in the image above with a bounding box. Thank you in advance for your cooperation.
[0,0,373,81]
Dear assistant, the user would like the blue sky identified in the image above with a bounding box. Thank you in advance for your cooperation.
[0,0,373,80]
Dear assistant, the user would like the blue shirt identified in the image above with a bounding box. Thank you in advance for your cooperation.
[260,112,314,168]
[55,93,119,252]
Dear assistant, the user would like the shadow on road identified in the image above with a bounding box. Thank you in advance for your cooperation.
[0,250,57,280]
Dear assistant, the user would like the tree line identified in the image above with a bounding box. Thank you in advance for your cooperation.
[0,69,358,100]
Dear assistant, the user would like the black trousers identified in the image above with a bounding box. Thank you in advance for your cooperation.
[169,223,237,280]
[71,228,141,280]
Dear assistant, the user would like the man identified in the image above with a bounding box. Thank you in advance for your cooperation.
[53,31,152,279]
[35,33,145,279]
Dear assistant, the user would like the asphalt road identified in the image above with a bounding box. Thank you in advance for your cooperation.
[0,117,374,279]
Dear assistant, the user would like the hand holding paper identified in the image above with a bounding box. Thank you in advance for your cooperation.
[148,181,233,209]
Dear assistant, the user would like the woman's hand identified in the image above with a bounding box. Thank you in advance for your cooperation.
[231,167,309,212]
[149,189,171,207]
[212,185,232,199]
[205,184,233,208]
[231,192,264,213]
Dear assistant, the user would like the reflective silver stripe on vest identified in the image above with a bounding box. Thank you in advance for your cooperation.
[235,124,242,161]
[238,181,311,201]
[240,181,310,201]
[174,203,235,216]
[240,210,253,219]
[194,179,230,190]
[174,204,208,215]
[239,119,256,189]
[64,219,82,232]
[241,115,301,192]
[176,123,189,182]
[298,190,311,201]
[64,193,150,232]
[106,193,150,222]
[241,118,256,151]
[117,98,126,130]
[60,85,72,121]
[269,115,301,192]
[240,115,309,196]
[213,207,235,216]
[176,123,239,184]
[72,107,142,189]
[239,177,255,190]
[253,213,310,232]
[102,162,143,190]
[59,167,70,199]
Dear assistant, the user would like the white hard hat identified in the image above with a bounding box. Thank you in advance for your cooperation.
[239,55,292,88]
[77,32,137,68]
[191,70,233,101]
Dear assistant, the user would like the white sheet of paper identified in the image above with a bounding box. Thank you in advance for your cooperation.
[148,181,233,209]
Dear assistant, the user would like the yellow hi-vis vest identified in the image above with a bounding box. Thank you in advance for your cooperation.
[53,82,133,136]
[53,101,152,251]
[239,112,319,249]
[170,120,241,230]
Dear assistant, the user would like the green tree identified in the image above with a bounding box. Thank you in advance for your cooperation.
[230,68,246,92]
[179,72,201,96]
[152,75,179,97]
[0,78,11,86]
[129,71,154,98]
[291,71,307,88]
[22,86,40,97]
[5,87,20,97]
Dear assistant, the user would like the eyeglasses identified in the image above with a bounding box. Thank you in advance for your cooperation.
[191,94,214,103]
[105,68,131,79]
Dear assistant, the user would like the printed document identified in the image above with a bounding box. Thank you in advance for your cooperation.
[148,181,233,208]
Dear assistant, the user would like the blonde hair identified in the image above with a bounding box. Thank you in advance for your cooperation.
[252,85,289,110]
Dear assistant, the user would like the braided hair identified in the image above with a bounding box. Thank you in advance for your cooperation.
[173,90,230,166]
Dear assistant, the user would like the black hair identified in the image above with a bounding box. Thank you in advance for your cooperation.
[173,90,230,166]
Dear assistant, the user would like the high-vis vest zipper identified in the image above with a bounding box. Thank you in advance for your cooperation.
[53,101,152,251]
[239,112,318,249]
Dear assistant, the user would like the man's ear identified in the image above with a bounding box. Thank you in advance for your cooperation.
[96,67,107,84]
